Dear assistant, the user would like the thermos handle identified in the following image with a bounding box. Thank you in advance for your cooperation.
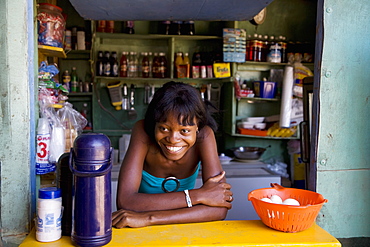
[69,148,113,177]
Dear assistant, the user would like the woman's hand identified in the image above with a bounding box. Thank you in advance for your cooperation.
[197,171,233,209]
[112,209,152,228]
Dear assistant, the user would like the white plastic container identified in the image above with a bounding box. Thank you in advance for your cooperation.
[36,187,62,242]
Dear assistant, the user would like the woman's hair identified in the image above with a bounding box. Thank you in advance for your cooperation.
[144,81,217,141]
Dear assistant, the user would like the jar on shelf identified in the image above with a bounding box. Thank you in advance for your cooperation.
[37,3,66,48]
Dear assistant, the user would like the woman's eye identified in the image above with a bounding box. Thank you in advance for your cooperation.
[159,126,168,132]
[181,129,190,134]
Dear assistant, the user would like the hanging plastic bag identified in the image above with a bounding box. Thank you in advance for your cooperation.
[57,102,88,153]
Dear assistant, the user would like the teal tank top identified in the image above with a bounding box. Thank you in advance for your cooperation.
[139,164,200,194]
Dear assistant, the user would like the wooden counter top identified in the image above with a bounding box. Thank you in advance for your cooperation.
[20,220,341,246]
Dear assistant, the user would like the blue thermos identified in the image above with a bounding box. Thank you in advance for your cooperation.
[69,133,112,247]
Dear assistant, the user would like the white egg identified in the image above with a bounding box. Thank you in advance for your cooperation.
[270,195,283,204]
[283,198,300,206]
[260,197,272,203]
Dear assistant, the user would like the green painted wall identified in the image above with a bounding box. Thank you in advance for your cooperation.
[314,0,370,238]
[0,0,36,246]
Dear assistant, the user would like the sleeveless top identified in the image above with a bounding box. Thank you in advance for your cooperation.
[139,164,200,194]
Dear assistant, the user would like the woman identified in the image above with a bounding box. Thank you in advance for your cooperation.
[112,81,233,228]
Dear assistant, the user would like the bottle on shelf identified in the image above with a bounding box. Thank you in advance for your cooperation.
[158,53,167,78]
[128,51,138,78]
[192,51,202,78]
[110,51,119,77]
[80,103,92,130]
[124,21,135,34]
[62,70,71,92]
[97,20,106,32]
[83,72,91,92]
[182,21,195,35]
[183,52,190,78]
[96,51,104,76]
[158,21,171,35]
[70,67,78,93]
[119,51,128,77]
[174,52,184,78]
[148,52,153,78]
[141,52,150,78]
[152,52,160,78]
[137,52,145,76]
[261,35,269,62]
[277,36,287,63]
[267,36,282,63]
[71,26,78,50]
[103,51,111,76]
[106,21,114,33]
[169,21,182,35]
[183,52,190,65]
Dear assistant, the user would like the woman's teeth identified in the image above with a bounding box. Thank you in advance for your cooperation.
[166,146,182,152]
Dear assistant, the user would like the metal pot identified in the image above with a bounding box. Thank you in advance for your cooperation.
[231,146,269,160]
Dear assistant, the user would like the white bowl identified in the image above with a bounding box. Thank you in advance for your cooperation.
[238,122,254,129]
[254,123,266,130]
[246,117,265,123]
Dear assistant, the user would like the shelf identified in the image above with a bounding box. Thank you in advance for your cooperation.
[64,50,91,60]
[231,133,299,140]
[95,32,222,41]
[67,92,93,96]
[235,62,314,71]
[38,45,67,59]
[238,97,279,102]
[95,76,231,87]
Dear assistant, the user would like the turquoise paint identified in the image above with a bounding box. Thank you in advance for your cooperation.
[315,0,370,238]
[0,0,35,246]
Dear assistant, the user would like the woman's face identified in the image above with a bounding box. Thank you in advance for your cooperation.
[154,113,198,161]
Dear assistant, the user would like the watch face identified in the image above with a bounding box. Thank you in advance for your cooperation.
[251,8,267,25]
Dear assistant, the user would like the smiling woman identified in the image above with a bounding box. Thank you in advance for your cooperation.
[113,81,233,228]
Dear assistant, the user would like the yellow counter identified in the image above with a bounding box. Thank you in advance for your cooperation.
[20,220,341,247]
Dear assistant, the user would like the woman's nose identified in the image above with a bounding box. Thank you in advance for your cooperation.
[167,131,180,143]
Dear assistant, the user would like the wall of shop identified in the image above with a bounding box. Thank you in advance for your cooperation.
[314,0,370,238]
[0,0,36,246]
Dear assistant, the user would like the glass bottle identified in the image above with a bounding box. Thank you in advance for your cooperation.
[125,21,135,34]
[183,52,190,65]
[158,52,167,78]
[96,51,104,76]
[175,52,184,78]
[141,52,150,78]
[158,21,171,35]
[120,51,128,77]
[128,51,138,78]
[182,21,195,35]
[70,67,78,93]
[148,52,153,77]
[62,70,71,92]
[103,51,111,76]
[152,52,160,78]
[110,51,119,77]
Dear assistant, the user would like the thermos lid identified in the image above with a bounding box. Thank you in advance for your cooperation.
[73,133,111,161]
[39,187,61,199]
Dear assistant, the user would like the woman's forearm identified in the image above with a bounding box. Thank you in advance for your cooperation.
[148,205,228,226]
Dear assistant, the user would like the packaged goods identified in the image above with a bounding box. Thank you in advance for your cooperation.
[37,3,65,48]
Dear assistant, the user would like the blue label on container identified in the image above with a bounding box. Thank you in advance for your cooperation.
[45,213,55,225]
[36,162,56,175]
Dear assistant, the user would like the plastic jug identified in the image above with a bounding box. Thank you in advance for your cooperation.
[69,133,112,247]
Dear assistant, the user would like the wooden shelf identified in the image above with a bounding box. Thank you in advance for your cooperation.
[38,45,67,59]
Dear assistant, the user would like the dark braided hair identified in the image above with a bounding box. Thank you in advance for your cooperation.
[144,81,217,141]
